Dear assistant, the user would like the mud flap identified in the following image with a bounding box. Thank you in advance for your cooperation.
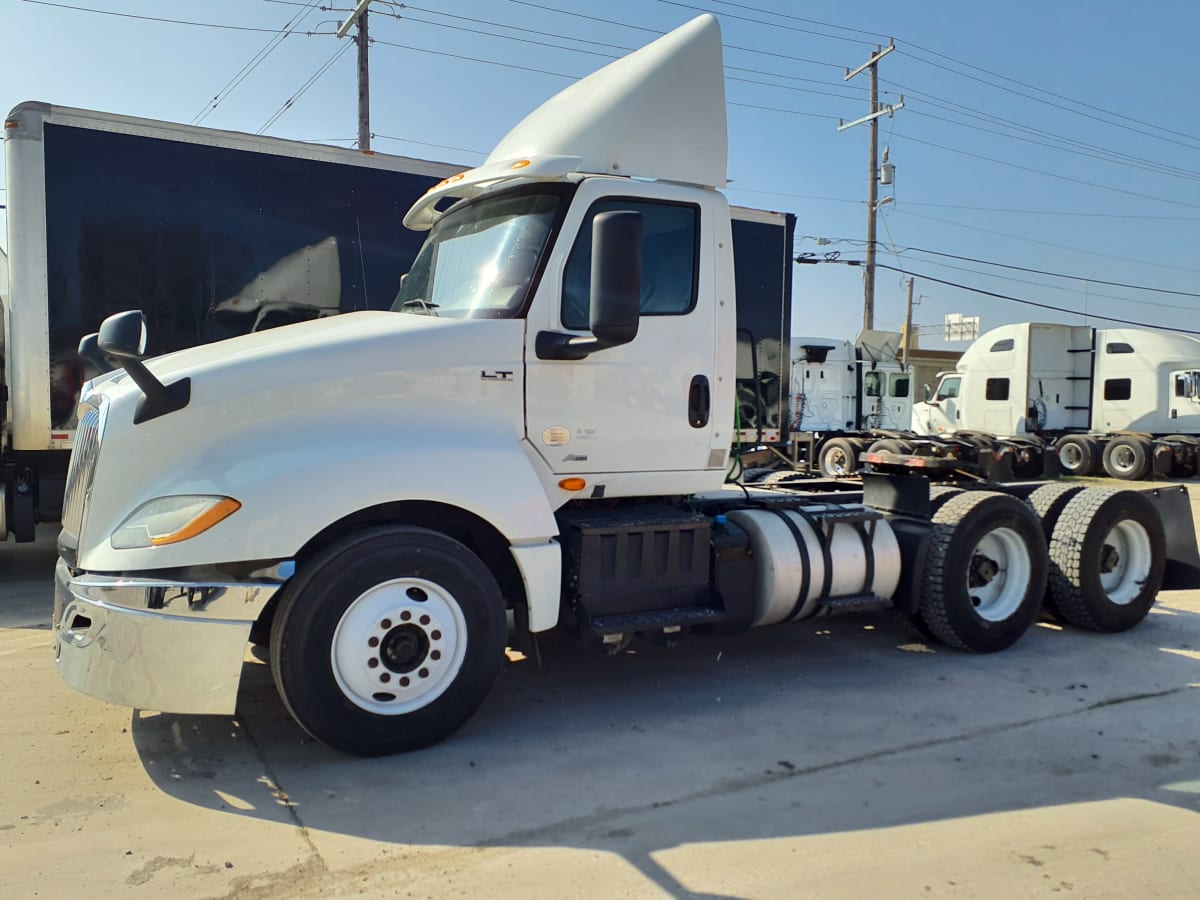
[1140,485,1200,589]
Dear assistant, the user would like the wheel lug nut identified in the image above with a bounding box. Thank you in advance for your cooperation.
[419,614,431,626]
[368,658,379,669]
[400,677,411,687]
[401,611,412,621]
[431,630,442,641]
[380,618,392,629]
[431,650,441,661]
[418,667,429,679]
[368,636,379,647]
[379,672,391,683]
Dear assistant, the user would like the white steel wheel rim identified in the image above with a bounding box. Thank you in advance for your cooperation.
[1059,443,1083,471]
[966,527,1031,622]
[331,577,468,715]
[825,446,850,475]
[1110,444,1138,474]
[1099,520,1153,605]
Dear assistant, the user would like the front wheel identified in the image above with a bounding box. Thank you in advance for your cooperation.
[1055,435,1098,477]
[270,526,508,756]
[818,437,861,477]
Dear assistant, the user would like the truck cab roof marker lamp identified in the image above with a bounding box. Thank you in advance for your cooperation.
[111,496,242,550]
[405,155,583,231]
[89,310,191,424]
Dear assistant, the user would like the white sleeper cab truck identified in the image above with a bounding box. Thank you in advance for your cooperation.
[53,17,1200,756]
[913,322,1200,480]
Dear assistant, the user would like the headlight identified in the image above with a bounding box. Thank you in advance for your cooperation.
[111,496,241,549]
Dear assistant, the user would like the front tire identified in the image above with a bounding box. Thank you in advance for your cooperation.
[818,437,860,477]
[270,526,507,756]
[917,491,1047,652]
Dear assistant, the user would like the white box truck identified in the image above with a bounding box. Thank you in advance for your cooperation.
[52,16,1200,756]
[2,103,461,540]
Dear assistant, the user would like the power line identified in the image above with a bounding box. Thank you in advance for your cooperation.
[818,259,1200,335]
[372,133,487,157]
[894,50,1200,154]
[891,208,1200,276]
[659,0,1200,151]
[391,6,877,99]
[901,248,1200,298]
[21,0,332,33]
[656,0,877,47]
[890,131,1200,211]
[903,106,1200,184]
[257,40,353,134]
[193,0,322,125]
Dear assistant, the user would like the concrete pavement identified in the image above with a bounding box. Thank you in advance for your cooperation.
[1,514,1198,899]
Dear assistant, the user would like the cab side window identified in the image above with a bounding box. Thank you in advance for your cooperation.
[936,377,961,401]
[562,199,699,330]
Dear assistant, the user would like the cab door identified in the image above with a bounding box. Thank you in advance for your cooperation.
[523,179,722,478]
[916,374,961,434]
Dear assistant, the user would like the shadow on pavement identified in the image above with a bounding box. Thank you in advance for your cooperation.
[129,604,1200,897]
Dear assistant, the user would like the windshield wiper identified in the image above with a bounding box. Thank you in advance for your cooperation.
[398,298,439,316]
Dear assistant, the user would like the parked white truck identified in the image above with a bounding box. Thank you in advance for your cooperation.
[52,16,1200,756]
[1,102,460,541]
[912,322,1200,480]
[787,333,960,477]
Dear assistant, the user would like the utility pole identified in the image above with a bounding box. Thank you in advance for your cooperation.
[838,43,903,334]
[337,0,372,151]
[902,277,914,368]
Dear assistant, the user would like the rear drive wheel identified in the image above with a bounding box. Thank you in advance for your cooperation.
[270,526,507,756]
[1048,489,1165,632]
[1054,435,1098,477]
[1102,437,1151,480]
[1026,482,1086,619]
[818,437,861,477]
[916,491,1047,652]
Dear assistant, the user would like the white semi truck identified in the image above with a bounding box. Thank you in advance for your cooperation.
[1,103,460,541]
[913,322,1200,480]
[1,103,792,542]
[52,16,1200,756]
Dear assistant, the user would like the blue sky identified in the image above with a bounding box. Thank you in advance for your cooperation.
[3,0,1198,346]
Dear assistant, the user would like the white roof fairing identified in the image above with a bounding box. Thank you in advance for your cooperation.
[404,14,727,230]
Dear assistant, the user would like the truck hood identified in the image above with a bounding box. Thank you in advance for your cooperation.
[95,311,517,412]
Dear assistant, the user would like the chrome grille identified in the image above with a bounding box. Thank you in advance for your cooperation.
[61,406,101,538]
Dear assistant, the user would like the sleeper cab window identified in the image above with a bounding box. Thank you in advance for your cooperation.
[989,338,1015,352]
[985,377,1010,401]
[561,199,699,330]
[1104,378,1132,401]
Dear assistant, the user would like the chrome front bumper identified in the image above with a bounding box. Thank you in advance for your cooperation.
[53,558,282,715]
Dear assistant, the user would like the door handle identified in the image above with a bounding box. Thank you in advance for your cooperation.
[688,375,710,428]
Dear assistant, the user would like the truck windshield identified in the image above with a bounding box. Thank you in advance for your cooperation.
[393,189,561,318]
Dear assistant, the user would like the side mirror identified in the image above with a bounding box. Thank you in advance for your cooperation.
[95,310,191,424]
[922,383,932,402]
[77,333,115,375]
[97,310,148,360]
[589,210,641,349]
[535,210,643,360]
